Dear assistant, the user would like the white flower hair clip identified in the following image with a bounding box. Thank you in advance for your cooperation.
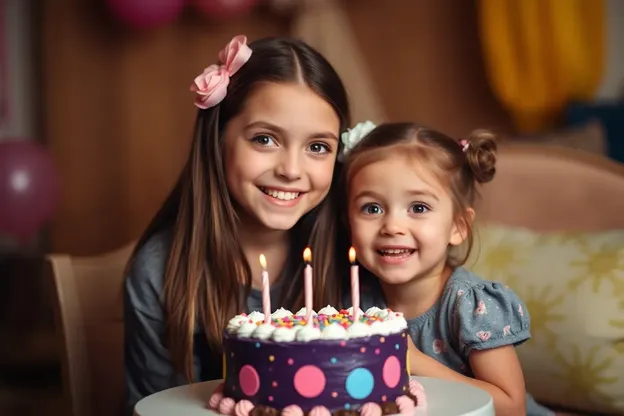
[339,120,377,162]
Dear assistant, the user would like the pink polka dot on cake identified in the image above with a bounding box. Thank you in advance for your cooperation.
[287,358,294,365]
[293,365,326,398]
[340,341,346,347]
[268,396,274,402]
[239,365,260,396]
[360,347,366,353]
[272,381,278,387]
[374,348,380,355]
[382,356,401,388]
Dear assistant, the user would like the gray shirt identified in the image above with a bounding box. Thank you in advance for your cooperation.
[123,231,285,415]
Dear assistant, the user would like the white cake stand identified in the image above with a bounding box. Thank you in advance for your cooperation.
[134,377,494,416]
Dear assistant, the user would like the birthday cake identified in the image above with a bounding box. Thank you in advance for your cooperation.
[208,306,426,416]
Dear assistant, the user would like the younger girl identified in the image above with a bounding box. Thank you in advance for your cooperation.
[124,35,351,414]
[342,122,556,416]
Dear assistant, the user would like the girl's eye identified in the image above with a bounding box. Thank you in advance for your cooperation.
[361,203,383,215]
[252,134,277,147]
[410,203,430,214]
[308,142,331,154]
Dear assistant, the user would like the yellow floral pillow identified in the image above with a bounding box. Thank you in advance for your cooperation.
[467,225,624,414]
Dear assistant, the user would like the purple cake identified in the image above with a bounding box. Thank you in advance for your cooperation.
[207,306,427,416]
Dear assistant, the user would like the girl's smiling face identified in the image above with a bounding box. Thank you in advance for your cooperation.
[223,82,340,232]
[348,155,467,284]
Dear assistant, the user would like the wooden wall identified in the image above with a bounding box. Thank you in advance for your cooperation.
[41,0,511,255]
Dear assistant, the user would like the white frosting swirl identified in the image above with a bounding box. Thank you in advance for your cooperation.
[369,307,389,319]
[252,323,275,340]
[271,326,297,342]
[271,307,293,319]
[226,314,248,332]
[236,321,257,338]
[369,320,391,336]
[317,305,339,315]
[295,326,321,341]
[247,311,265,322]
[294,307,317,317]
[386,315,408,333]
[347,321,372,338]
[346,306,365,317]
[321,323,348,340]
[365,306,383,316]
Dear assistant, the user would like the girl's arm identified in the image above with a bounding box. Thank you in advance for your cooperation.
[124,234,197,416]
[409,340,526,415]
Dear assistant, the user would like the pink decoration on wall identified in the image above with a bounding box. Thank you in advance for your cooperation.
[0,140,61,244]
[192,0,260,19]
[238,365,260,396]
[293,365,326,398]
[382,355,400,388]
[106,0,184,29]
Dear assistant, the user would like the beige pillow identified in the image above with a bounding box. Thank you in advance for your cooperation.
[467,225,624,414]
[500,119,607,156]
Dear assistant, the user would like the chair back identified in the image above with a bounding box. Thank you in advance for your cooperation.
[47,242,136,416]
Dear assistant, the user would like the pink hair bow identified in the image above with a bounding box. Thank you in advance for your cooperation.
[190,35,252,109]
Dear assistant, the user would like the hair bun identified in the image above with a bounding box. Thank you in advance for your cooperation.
[464,129,497,184]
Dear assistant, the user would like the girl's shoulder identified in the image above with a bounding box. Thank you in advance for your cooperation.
[441,267,531,354]
[125,229,173,300]
[443,267,516,299]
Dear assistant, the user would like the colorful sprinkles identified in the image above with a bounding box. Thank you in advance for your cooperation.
[240,309,400,330]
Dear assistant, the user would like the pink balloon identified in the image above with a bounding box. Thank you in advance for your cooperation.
[0,140,61,244]
[106,0,185,29]
[192,0,260,19]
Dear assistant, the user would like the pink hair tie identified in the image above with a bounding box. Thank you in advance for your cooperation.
[459,139,469,153]
[190,35,252,109]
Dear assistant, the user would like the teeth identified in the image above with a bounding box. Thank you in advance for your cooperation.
[261,187,300,201]
[380,249,413,255]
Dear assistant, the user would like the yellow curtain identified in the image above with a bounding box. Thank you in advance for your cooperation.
[477,0,605,132]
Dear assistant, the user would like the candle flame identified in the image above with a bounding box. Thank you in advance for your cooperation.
[303,247,312,263]
[349,247,356,263]
[259,254,267,269]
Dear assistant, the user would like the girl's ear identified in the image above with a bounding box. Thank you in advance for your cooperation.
[450,207,475,246]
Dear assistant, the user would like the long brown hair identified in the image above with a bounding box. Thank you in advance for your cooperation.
[343,122,497,266]
[127,37,351,380]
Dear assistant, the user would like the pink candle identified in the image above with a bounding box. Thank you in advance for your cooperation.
[349,247,360,322]
[259,254,271,324]
[303,247,313,325]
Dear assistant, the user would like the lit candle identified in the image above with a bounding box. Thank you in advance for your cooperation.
[303,247,313,325]
[259,254,271,324]
[349,247,360,322]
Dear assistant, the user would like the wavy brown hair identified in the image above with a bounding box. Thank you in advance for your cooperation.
[343,122,497,266]
[126,37,350,381]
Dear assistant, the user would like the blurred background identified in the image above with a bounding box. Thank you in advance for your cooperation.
[0,0,622,415]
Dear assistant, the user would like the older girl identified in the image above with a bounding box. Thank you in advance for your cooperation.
[124,35,351,414]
